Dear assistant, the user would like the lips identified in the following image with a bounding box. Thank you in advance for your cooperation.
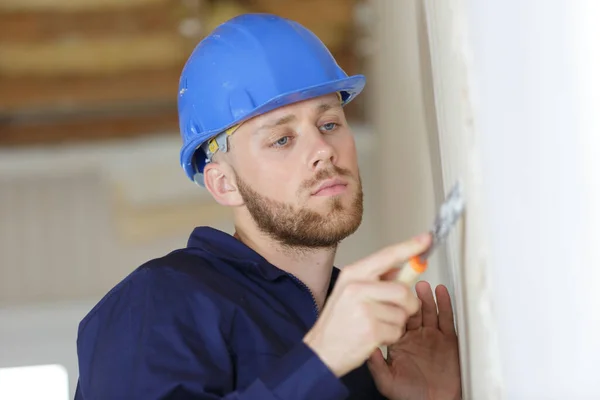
[312,178,348,195]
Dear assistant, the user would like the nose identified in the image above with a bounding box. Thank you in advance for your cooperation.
[306,129,338,171]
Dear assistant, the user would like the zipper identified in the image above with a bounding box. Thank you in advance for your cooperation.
[286,272,319,320]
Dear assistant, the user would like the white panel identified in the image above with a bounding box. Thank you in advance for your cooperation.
[0,364,69,400]
[423,0,502,398]
[426,0,600,398]
[0,301,95,398]
[469,0,600,398]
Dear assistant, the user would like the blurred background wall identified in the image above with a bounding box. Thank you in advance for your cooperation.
[0,1,446,398]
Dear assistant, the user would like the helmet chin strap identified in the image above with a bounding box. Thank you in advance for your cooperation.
[200,124,240,165]
[193,123,241,186]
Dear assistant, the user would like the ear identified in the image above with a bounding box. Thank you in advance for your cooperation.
[203,162,244,207]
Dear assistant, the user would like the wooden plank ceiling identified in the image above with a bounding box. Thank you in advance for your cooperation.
[0,0,366,147]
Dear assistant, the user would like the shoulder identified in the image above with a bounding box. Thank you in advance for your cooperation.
[76,248,236,336]
[75,249,242,394]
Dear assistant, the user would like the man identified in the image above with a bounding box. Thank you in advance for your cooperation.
[74,13,461,400]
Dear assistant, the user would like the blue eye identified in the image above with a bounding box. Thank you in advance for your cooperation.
[273,136,290,147]
[320,122,338,132]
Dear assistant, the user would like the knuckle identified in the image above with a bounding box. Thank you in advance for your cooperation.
[337,269,353,284]
[383,325,401,345]
[345,282,363,297]
[339,267,362,285]
[389,243,409,260]
[394,282,408,297]
[406,294,420,314]
[396,308,408,323]
[394,325,404,341]
[386,283,407,306]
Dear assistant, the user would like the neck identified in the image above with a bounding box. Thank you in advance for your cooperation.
[233,224,336,311]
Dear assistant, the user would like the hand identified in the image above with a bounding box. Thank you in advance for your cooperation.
[367,281,462,400]
[303,234,432,377]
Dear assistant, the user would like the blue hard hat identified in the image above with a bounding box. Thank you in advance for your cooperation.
[177,13,366,185]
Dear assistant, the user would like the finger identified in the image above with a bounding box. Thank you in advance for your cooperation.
[350,281,420,315]
[416,281,438,328]
[380,267,400,282]
[367,348,392,386]
[370,302,409,327]
[376,321,405,346]
[343,233,432,281]
[405,298,422,330]
[435,284,456,335]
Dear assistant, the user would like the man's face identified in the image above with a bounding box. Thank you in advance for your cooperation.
[226,94,364,248]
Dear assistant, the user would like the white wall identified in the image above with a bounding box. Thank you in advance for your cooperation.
[424,0,600,398]
[0,301,95,398]
[465,0,600,398]
[422,0,501,397]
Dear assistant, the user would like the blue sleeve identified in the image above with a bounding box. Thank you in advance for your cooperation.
[373,390,388,399]
[75,267,348,400]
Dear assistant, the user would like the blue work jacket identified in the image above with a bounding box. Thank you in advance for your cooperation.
[74,226,386,399]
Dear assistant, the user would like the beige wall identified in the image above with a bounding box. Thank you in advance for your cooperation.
[0,2,449,310]
[0,126,382,398]
[0,126,381,307]
[369,0,449,288]
[0,1,461,397]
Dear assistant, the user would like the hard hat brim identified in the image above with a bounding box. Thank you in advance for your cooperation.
[181,74,366,186]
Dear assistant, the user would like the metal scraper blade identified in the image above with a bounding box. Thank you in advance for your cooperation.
[420,180,466,260]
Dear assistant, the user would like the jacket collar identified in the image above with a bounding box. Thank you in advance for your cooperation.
[187,226,340,288]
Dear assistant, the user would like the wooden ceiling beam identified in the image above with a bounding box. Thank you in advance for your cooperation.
[0,67,181,113]
[0,107,179,147]
[0,2,189,43]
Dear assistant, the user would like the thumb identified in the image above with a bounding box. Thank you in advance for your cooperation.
[367,347,391,384]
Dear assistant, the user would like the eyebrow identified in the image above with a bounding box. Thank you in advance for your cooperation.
[256,101,341,132]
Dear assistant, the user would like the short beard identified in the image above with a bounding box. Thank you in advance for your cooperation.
[236,167,363,250]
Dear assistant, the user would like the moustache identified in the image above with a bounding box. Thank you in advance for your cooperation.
[301,165,353,192]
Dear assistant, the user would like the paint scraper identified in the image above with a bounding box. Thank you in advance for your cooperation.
[396,180,466,285]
